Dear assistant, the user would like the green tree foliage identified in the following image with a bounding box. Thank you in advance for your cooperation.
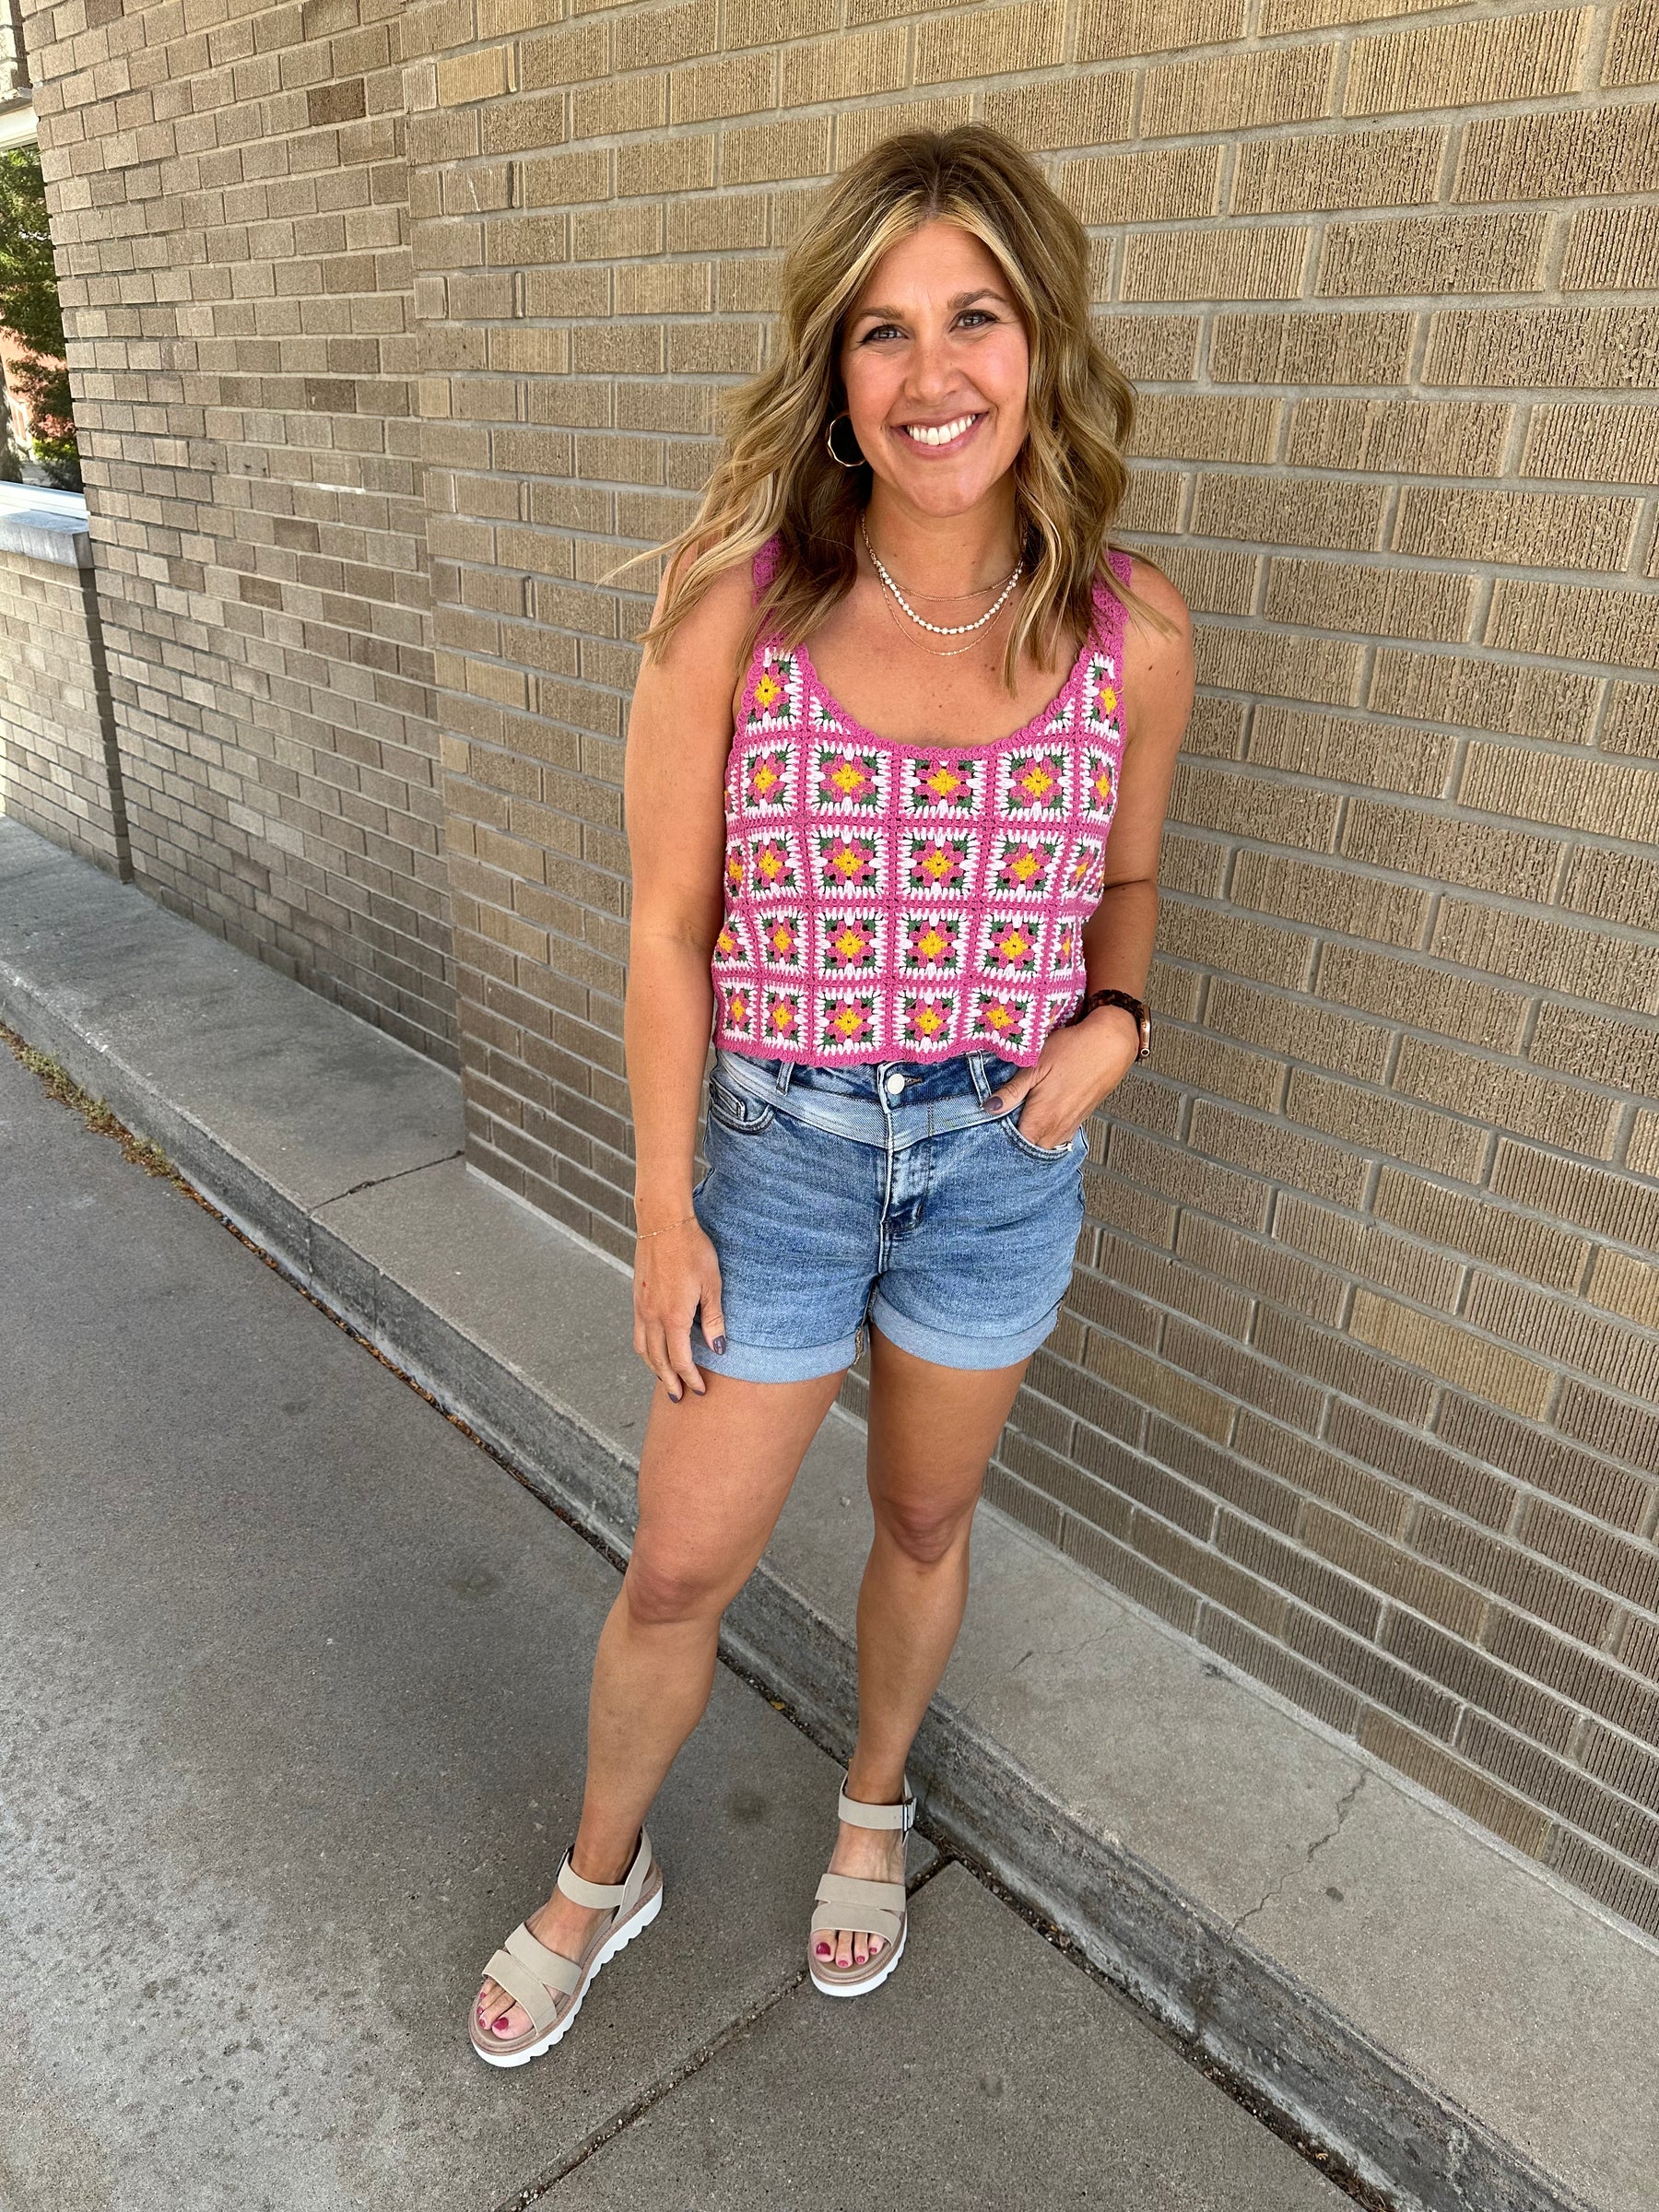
[0,146,80,489]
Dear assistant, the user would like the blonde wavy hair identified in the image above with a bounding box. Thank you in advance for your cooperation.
[616,124,1176,690]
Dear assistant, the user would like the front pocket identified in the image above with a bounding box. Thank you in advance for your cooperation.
[998,1112,1085,1164]
[706,1073,776,1135]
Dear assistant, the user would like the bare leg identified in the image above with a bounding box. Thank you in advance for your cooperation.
[815,1324,1030,1971]
[477,1362,847,2041]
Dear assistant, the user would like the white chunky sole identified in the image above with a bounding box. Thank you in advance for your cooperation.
[472,1882,663,2069]
[809,1917,906,1999]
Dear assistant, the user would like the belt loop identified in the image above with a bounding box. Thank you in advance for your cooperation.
[965,1049,992,1104]
[773,1056,795,1097]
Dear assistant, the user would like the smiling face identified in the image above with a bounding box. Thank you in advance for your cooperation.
[839,218,1030,521]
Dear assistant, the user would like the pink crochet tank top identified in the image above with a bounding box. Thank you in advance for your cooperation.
[710,535,1132,1068]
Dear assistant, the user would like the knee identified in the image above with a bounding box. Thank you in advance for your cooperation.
[622,1546,725,1629]
[875,1496,973,1570]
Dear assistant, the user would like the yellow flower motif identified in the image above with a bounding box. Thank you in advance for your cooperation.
[1008,850,1040,881]
[729,993,748,1023]
[915,925,948,960]
[832,1006,865,1037]
[994,927,1030,965]
[830,759,867,794]
[759,848,783,880]
[1018,762,1055,800]
[754,672,782,710]
[830,845,863,878]
[715,927,735,957]
[984,1002,1015,1031]
[769,922,794,958]
[1100,686,1117,713]
[913,1006,945,1035]
[924,765,961,798]
[921,848,953,880]
[770,1001,796,1031]
[751,759,780,794]
[832,925,867,962]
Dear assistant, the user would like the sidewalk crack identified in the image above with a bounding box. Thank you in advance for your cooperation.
[319,1147,464,1206]
[1233,1769,1367,1936]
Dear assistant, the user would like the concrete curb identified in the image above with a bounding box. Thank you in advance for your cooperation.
[0,867,1609,2212]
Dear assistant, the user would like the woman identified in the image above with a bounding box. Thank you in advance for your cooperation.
[469,125,1193,2065]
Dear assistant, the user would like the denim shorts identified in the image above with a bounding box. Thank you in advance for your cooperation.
[687,1044,1088,1382]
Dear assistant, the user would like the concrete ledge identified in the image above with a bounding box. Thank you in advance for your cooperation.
[0,481,92,568]
[2,816,1650,2212]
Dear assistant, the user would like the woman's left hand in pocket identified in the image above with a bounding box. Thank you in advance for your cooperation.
[985,1006,1143,1150]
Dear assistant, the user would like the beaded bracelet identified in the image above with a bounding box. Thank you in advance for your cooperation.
[635,1212,697,1239]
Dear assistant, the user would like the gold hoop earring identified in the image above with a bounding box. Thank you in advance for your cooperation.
[825,412,865,469]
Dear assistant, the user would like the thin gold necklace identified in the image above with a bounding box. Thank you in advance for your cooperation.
[860,515,1023,637]
[876,568,1016,659]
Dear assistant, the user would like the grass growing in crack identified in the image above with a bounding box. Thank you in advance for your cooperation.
[1,1021,181,1180]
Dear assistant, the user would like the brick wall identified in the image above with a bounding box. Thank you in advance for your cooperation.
[20,0,1659,1939]
[0,524,128,873]
[19,0,457,1063]
[397,0,1659,1938]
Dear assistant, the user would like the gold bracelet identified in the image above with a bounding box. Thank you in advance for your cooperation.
[635,1212,697,1239]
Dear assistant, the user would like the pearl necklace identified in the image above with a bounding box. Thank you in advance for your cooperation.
[860,515,1024,638]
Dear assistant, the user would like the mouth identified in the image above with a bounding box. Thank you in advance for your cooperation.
[893,411,985,453]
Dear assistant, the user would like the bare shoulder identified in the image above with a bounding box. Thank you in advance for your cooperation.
[1116,552,1193,669]
[641,550,756,690]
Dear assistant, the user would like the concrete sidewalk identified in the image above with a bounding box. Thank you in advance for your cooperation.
[2,816,1652,2212]
[0,1009,1349,2207]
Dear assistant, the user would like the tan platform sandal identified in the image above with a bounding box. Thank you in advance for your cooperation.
[808,1771,914,1997]
[468,1827,662,2068]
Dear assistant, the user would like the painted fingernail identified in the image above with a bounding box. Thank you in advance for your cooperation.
[669,1387,682,1403]
[712,1334,726,1353]
[986,1094,1003,1111]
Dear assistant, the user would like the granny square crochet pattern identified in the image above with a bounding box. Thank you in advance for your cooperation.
[710,535,1132,1067]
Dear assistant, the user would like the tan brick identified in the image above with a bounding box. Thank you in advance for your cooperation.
[520,20,609,89]
[1289,1066,1488,1180]
[1157,900,1316,990]
[1562,204,1659,293]
[1370,651,1600,744]
[1586,1247,1659,1329]
[614,0,716,70]
[725,0,836,43]
[1234,850,1429,948]
[1487,581,1659,675]
[1423,305,1659,392]
[1231,124,1441,214]
[1380,1176,1601,1291]
[1170,761,1339,848]
[1339,796,1561,899]
[1210,306,1415,388]
[1061,145,1220,228]
[1193,469,1385,556]
[1206,978,1393,1085]
[1606,0,1659,84]
[1456,99,1659,204]
[1265,551,1475,645]
[1319,210,1548,300]
[1628,1110,1659,1179]
[724,112,830,184]
[915,1,1064,84]
[1394,1039,1618,1161]
[1248,703,1453,796]
[1349,1291,1555,1418]
[1123,223,1309,304]
[1466,1274,1659,1404]
[1142,45,1335,139]
[1359,1714,1551,1856]
[1078,0,1245,61]
[616,132,715,195]
[1320,943,1526,1051]
[1346,10,1591,118]
[1459,742,1659,841]
[783,23,907,105]
[1284,398,1509,481]
[983,72,1133,152]
[667,50,772,122]
[1129,393,1277,465]
[1522,402,1659,488]
[571,70,665,138]
[1190,1098,1371,1207]
[1603,682,1659,759]
[1419,488,1640,573]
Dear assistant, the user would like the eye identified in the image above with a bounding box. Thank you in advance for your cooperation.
[860,322,904,344]
[957,309,998,329]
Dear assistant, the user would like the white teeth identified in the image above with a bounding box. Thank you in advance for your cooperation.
[900,414,978,447]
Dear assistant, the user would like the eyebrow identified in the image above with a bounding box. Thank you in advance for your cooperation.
[850,287,1012,324]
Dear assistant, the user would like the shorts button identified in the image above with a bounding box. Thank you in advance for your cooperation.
[884,1070,905,1097]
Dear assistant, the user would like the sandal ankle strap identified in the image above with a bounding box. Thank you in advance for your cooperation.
[837,1771,915,1834]
[556,1829,650,1910]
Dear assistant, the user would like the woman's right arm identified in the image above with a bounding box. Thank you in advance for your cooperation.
[621,557,756,1401]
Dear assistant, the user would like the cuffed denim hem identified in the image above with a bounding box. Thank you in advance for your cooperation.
[688,1314,860,1383]
[865,1288,1062,1371]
